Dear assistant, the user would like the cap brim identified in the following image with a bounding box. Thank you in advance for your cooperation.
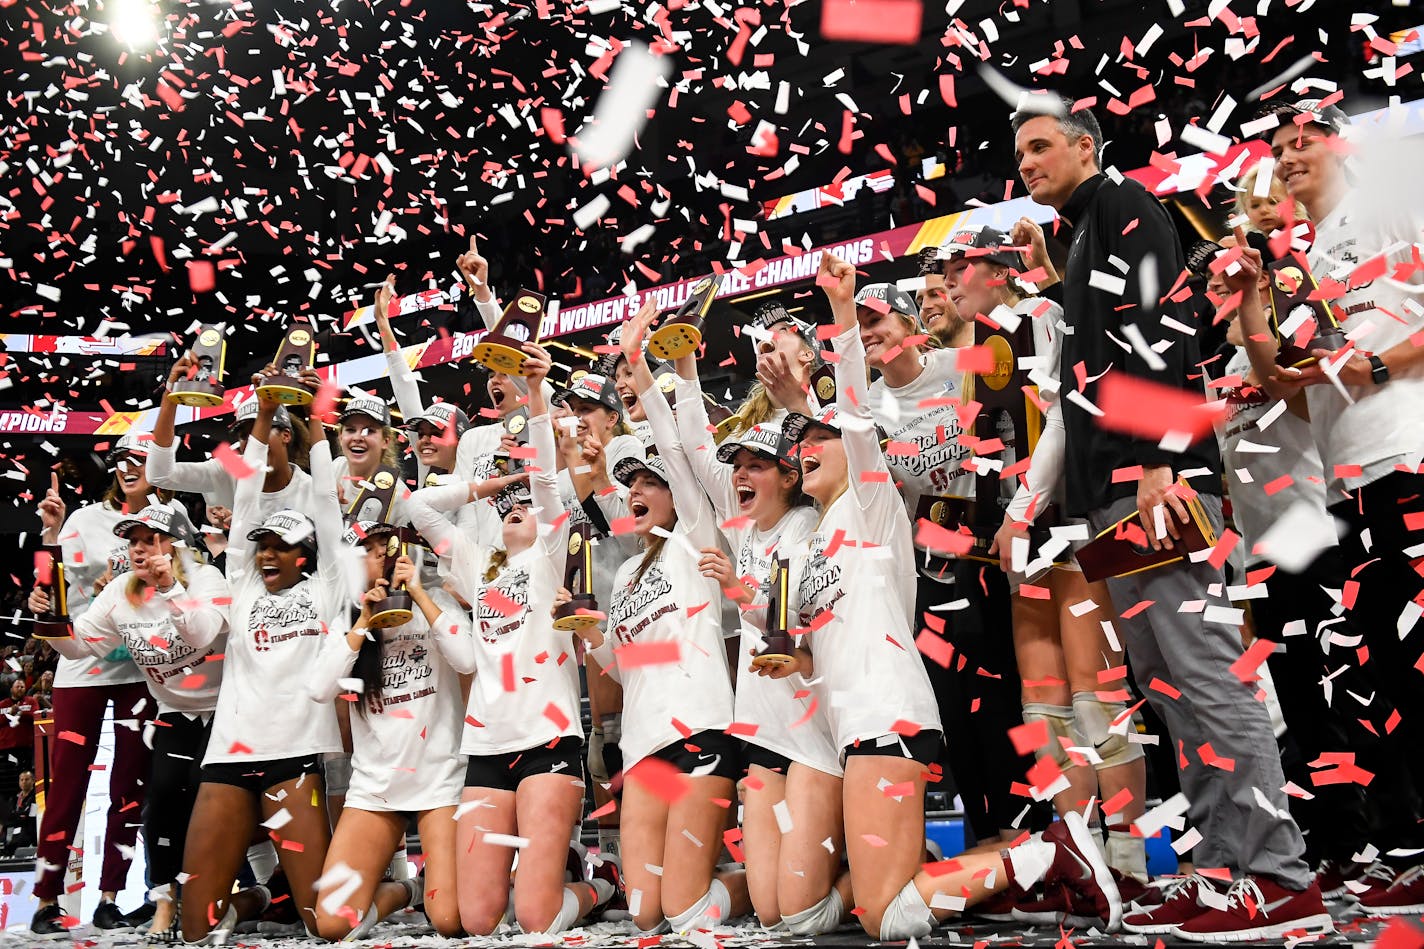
[783,412,841,445]
[612,457,667,488]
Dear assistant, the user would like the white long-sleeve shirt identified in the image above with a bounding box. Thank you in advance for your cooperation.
[204,437,346,766]
[307,588,473,811]
[791,325,942,753]
[145,441,314,514]
[589,390,735,769]
[667,374,841,776]
[52,502,146,690]
[58,562,228,714]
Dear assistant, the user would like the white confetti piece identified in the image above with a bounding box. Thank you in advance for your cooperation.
[572,42,671,170]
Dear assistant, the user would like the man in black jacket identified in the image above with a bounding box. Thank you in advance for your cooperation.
[1008,96,1329,941]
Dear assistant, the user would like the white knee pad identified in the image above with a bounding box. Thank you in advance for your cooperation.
[667,878,731,933]
[346,901,381,941]
[538,886,582,934]
[323,752,352,795]
[1022,703,1076,768]
[1071,692,1143,770]
[783,888,844,936]
[879,880,935,941]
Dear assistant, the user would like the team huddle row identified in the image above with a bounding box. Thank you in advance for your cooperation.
[26,93,1424,943]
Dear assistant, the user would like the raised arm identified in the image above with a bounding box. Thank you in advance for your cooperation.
[374,274,427,432]
[456,235,503,330]
[671,370,739,525]
[149,351,230,498]
[225,422,273,578]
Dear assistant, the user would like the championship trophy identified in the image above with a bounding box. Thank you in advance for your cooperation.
[32,545,73,641]
[492,406,530,476]
[1267,258,1348,369]
[257,318,318,405]
[1076,490,1218,584]
[920,313,1051,564]
[471,289,546,375]
[751,555,795,669]
[344,465,402,527]
[366,525,413,629]
[553,523,601,631]
[168,325,227,407]
[809,362,837,408]
[648,274,722,361]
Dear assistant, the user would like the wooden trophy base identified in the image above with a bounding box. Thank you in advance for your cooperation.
[368,591,414,630]
[472,339,529,376]
[751,652,795,669]
[167,382,226,407]
[33,617,74,641]
[648,323,702,361]
[1275,329,1348,370]
[553,597,600,631]
[256,375,314,406]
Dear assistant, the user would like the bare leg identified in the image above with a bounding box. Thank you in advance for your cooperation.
[260,771,333,936]
[842,755,929,938]
[415,806,462,937]
[178,783,260,943]
[660,776,741,921]
[1058,571,1148,872]
[739,766,787,926]
[512,773,591,932]
[1012,592,1098,818]
[312,807,407,940]
[455,786,517,936]
[619,778,670,932]
[778,764,845,918]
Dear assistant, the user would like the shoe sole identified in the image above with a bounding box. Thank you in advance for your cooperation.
[1176,913,1336,942]
[1063,812,1123,931]
[1122,921,1183,935]
[1356,902,1424,915]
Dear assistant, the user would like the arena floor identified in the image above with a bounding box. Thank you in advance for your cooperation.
[0,903,1404,948]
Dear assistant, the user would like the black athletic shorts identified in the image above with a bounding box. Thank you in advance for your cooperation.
[464,736,585,792]
[201,755,324,794]
[843,730,944,767]
[649,730,742,781]
[741,741,791,776]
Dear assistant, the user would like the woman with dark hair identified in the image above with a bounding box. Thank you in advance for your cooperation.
[177,386,346,944]
[577,311,751,936]
[307,533,473,939]
[651,301,845,935]
[31,503,227,937]
[29,439,159,935]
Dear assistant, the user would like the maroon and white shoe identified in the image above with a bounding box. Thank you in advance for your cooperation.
[1011,883,1075,926]
[1040,813,1122,930]
[1122,874,1220,935]
[1314,858,1367,901]
[1355,864,1424,915]
[1175,876,1334,942]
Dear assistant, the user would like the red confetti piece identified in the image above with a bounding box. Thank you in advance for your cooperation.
[543,703,570,731]
[820,0,923,44]
[614,640,681,669]
[1229,637,1276,685]
[1009,719,1049,756]
[213,442,256,480]
[1096,373,1225,443]
[626,756,690,803]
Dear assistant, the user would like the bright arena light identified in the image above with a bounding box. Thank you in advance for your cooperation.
[108,0,161,50]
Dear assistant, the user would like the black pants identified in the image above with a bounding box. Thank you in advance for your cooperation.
[1324,472,1424,854]
[916,560,1050,843]
[145,711,212,888]
[1248,552,1408,862]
